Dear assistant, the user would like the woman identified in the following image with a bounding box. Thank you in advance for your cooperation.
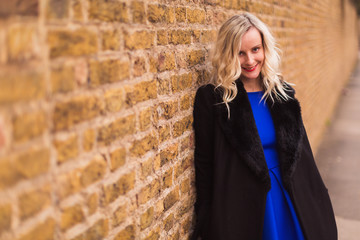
[192,13,337,240]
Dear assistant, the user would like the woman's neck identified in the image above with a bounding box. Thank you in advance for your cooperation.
[240,76,263,92]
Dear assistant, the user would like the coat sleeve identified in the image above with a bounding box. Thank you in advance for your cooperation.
[192,85,216,239]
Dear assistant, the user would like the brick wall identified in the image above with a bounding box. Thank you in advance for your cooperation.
[0,0,358,239]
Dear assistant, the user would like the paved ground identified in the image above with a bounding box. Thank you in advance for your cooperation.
[316,56,360,240]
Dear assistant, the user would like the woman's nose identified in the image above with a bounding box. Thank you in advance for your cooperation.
[245,54,255,65]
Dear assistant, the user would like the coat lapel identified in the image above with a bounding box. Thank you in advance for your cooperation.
[215,80,304,191]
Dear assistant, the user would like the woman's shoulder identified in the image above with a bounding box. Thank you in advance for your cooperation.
[194,84,220,105]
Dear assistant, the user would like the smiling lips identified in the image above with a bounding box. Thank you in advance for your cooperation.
[242,64,258,72]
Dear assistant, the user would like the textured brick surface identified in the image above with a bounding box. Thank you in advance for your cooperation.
[0,0,358,239]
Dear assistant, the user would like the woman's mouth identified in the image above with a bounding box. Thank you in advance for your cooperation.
[242,64,258,72]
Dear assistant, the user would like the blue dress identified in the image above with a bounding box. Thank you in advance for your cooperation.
[247,91,305,240]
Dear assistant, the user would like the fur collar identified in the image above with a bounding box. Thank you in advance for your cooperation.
[214,80,305,192]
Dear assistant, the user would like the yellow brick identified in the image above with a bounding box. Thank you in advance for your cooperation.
[187,49,205,66]
[170,231,180,240]
[89,59,129,86]
[19,187,51,220]
[131,1,145,23]
[0,157,21,189]
[138,179,160,205]
[169,30,191,45]
[165,7,175,23]
[112,204,127,227]
[80,155,107,187]
[175,7,186,22]
[187,8,205,24]
[158,124,171,143]
[50,65,75,93]
[114,225,135,240]
[57,170,82,199]
[157,78,170,95]
[97,115,136,146]
[87,193,98,215]
[147,4,166,23]
[72,0,83,21]
[15,147,50,179]
[7,24,37,61]
[103,171,135,204]
[180,135,192,152]
[192,30,201,42]
[54,134,78,164]
[13,111,47,143]
[153,154,161,172]
[89,0,128,22]
[133,56,146,77]
[104,88,124,113]
[83,128,95,152]
[180,94,191,111]
[160,143,179,167]
[162,168,173,189]
[0,1,39,17]
[139,107,153,131]
[83,219,109,240]
[164,213,174,231]
[0,70,45,104]
[157,30,168,45]
[144,227,160,240]
[46,0,69,20]
[173,115,192,138]
[181,215,192,235]
[101,30,120,51]
[110,147,126,171]
[130,133,158,157]
[141,157,153,179]
[125,80,157,107]
[177,196,192,218]
[201,30,217,44]
[0,204,11,234]
[47,29,97,58]
[124,31,155,50]
[175,155,193,179]
[18,218,55,240]
[53,95,103,131]
[60,204,85,230]
[157,100,178,120]
[171,73,193,93]
[151,52,176,72]
[140,207,154,230]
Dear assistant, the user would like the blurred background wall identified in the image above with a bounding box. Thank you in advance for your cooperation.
[0,0,358,239]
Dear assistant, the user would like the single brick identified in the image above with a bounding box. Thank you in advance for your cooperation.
[47,29,97,58]
[171,73,193,93]
[87,193,98,215]
[83,128,95,152]
[97,115,136,146]
[89,59,129,86]
[138,179,160,205]
[133,56,146,77]
[7,24,38,61]
[162,168,173,189]
[169,30,191,45]
[112,204,127,227]
[175,7,186,22]
[83,219,109,240]
[141,157,153,179]
[12,111,47,143]
[0,0,39,17]
[140,207,154,230]
[124,31,155,50]
[173,115,192,138]
[72,0,83,21]
[158,124,171,143]
[180,178,191,195]
[103,171,135,205]
[165,7,175,23]
[160,143,179,167]
[19,187,51,220]
[130,133,158,157]
[56,169,82,199]
[187,49,205,66]
[164,213,174,232]
[163,187,179,211]
[125,80,157,107]
[46,0,69,20]
[0,157,22,189]
[157,77,170,95]
[157,100,178,120]
[114,225,135,240]
[88,0,127,22]
[180,94,191,110]
[50,65,75,93]
[110,147,126,171]
[54,134,78,164]
[0,70,45,104]
[147,4,165,23]
[18,218,55,240]
[53,95,103,131]
[60,204,85,230]
[15,147,50,179]
[101,30,120,51]
[80,155,107,187]
[0,204,11,234]
[105,88,124,113]
[131,1,145,23]
[157,30,168,45]
[139,107,153,131]
[201,30,217,44]
[187,8,205,24]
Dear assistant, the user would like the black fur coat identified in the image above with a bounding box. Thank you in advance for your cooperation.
[191,80,337,240]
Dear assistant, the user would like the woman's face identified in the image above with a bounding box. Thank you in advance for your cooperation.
[238,27,265,82]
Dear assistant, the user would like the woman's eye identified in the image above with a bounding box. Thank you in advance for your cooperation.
[253,47,260,52]
[239,52,244,56]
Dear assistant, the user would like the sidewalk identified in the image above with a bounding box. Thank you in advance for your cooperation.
[316,56,360,240]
